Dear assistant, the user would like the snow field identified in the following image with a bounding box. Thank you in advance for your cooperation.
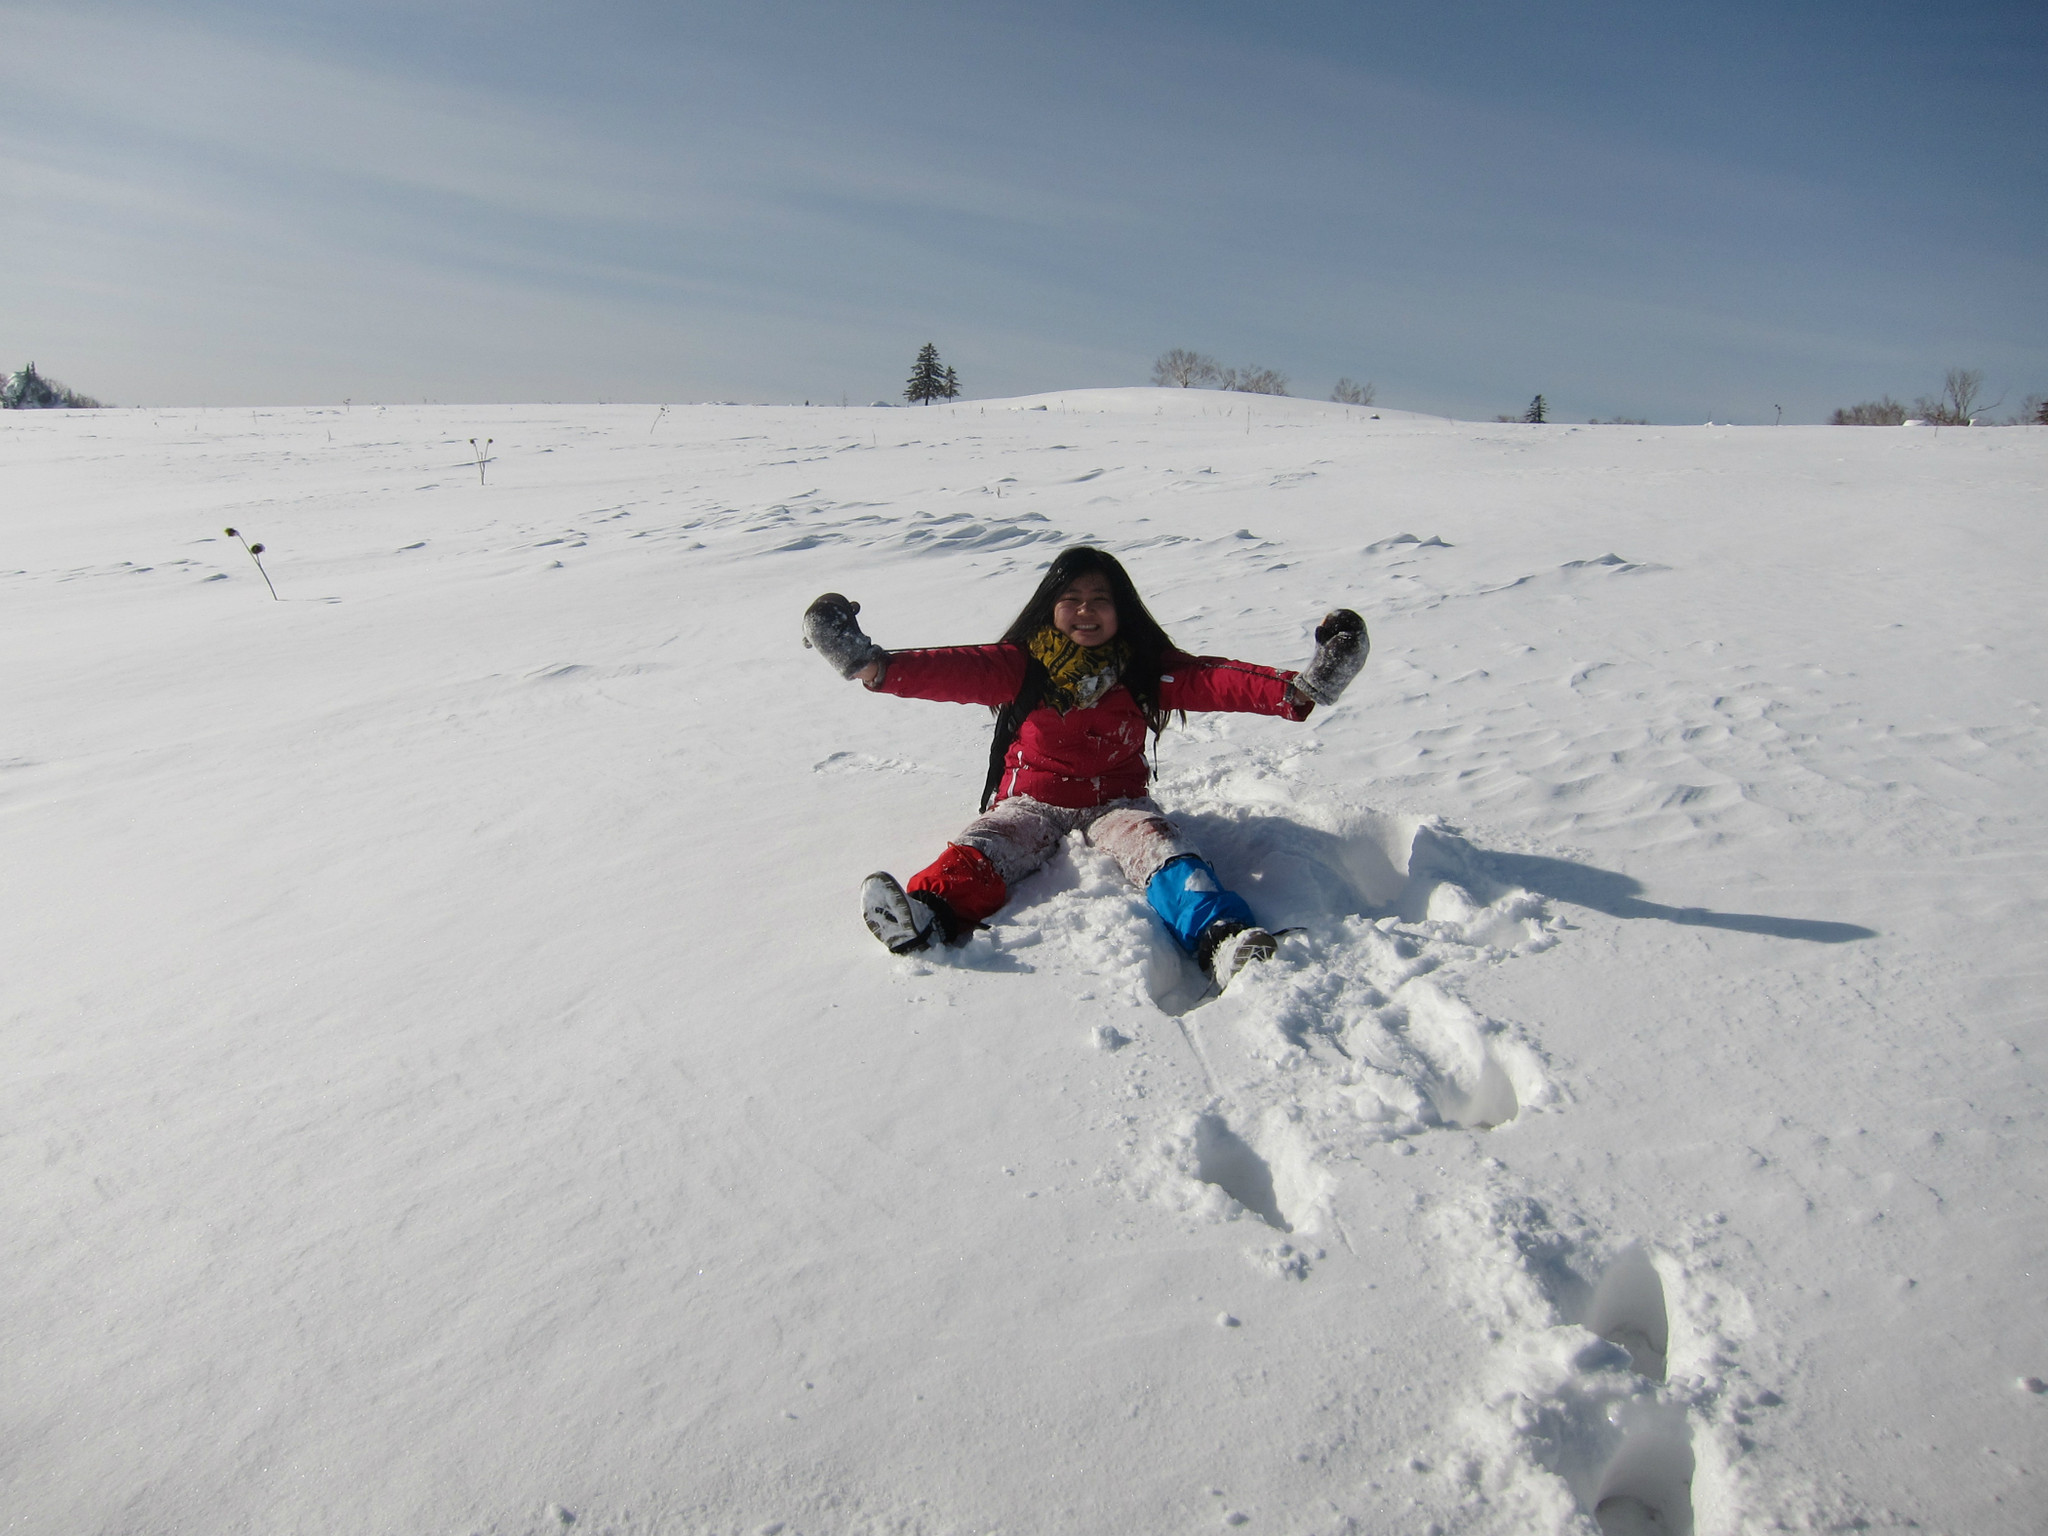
[3,391,2044,1534]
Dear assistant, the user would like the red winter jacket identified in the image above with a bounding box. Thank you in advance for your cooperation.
[877,644,1309,808]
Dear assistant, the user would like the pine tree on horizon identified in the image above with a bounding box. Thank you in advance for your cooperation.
[905,343,949,405]
[941,364,960,401]
[1523,394,1548,424]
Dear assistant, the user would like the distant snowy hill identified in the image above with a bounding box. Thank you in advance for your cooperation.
[5,391,2043,1535]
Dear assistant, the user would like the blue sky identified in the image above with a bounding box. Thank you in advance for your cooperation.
[5,0,2043,421]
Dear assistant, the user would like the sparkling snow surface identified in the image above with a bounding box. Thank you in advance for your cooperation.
[5,390,2044,1534]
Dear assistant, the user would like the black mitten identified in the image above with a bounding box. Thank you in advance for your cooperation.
[803,592,887,679]
[1292,608,1368,706]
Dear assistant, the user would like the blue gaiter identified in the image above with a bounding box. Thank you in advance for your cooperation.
[1146,855,1256,953]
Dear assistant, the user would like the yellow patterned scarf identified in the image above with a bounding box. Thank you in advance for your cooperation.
[1027,626,1129,712]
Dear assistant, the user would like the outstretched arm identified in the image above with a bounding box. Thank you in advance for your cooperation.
[1159,654,1311,718]
[803,594,1027,702]
[1159,609,1367,718]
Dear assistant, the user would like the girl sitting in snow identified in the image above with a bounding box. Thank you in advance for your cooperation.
[803,547,1367,988]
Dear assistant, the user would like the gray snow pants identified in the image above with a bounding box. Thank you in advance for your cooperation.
[898,794,1201,929]
[958,795,1199,893]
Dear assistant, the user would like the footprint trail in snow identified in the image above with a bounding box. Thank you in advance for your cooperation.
[906,753,1778,1533]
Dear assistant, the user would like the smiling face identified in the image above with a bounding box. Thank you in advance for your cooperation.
[1051,571,1119,647]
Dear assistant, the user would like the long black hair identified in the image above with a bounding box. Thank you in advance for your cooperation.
[1000,546,1176,732]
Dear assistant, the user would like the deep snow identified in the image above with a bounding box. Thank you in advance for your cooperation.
[4,389,2044,1535]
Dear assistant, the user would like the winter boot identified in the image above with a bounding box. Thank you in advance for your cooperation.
[1197,919,1278,988]
[861,872,942,954]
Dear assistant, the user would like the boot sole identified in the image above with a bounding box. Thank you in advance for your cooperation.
[861,872,932,954]
[1214,927,1278,986]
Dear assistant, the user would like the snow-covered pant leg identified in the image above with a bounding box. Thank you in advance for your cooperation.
[910,796,1076,933]
[1084,802,1256,954]
[952,796,1078,887]
[903,845,1006,936]
[1082,801,1200,888]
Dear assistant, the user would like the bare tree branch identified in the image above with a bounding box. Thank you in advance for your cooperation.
[1943,367,1987,422]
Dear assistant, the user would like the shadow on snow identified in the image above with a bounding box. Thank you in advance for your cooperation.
[1173,809,1876,946]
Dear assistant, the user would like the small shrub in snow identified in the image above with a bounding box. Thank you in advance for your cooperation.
[1219,365,1288,396]
[223,527,279,600]
[1151,352,1288,395]
[1838,371,1990,426]
[1830,397,1907,425]
[3,362,103,409]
